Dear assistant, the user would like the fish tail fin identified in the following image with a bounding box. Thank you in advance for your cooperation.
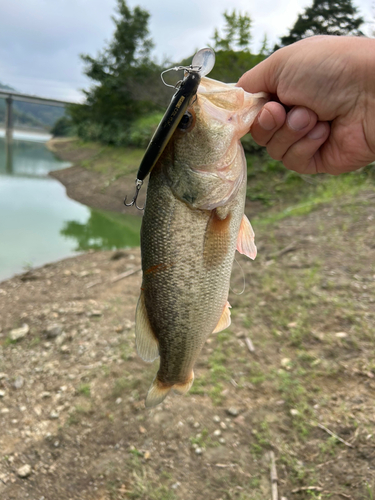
[145,378,172,408]
[145,371,195,408]
[173,371,195,395]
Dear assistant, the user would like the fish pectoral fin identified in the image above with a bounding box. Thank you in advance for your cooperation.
[135,290,159,362]
[145,378,172,408]
[213,301,231,333]
[236,214,257,260]
[173,371,195,395]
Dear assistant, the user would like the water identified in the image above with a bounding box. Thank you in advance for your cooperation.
[0,135,141,282]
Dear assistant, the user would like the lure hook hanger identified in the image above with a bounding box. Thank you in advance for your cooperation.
[124,179,144,210]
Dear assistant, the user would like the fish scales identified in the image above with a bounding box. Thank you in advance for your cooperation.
[135,77,268,407]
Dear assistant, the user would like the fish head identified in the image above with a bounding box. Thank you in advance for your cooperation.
[163,77,268,209]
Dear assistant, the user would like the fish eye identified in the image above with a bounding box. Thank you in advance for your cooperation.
[178,111,193,130]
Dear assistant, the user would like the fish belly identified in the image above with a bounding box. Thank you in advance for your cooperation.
[139,165,246,402]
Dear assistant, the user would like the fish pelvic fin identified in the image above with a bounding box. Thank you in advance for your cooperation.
[213,301,231,333]
[145,379,172,408]
[145,372,195,408]
[135,290,159,362]
[237,214,257,260]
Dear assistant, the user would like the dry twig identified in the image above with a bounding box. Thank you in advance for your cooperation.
[244,337,255,353]
[291,486,323,493]
[111,267,142,283]
[269,451,278,500]
[268,241,298,259]
[316,422,354,448]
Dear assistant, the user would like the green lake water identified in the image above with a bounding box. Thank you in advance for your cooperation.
[0,136,141,282]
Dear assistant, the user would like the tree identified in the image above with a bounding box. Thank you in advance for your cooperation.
[276,0,364,48]
[212,10,252,51]
[69,0,171,144]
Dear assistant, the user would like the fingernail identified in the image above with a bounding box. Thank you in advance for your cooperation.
[307,122,327,140]
[258,108,276,131]
[288,107,311,131]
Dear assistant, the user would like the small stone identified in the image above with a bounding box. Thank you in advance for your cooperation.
[60,345,70,354]
[213,415,221,423]
[40,391,51,399]
[9,324,29,341]
[281,358,292,370]
[290,409,299,416]
[193,422,200,428]
[139,426,146,434]
[226,407,239,417]
[49,410,59,419]
[144,451,151,460]
[17,464,32,478]
[171,482,180,490]
[335,331,348,338]
[1,408,9,414]
[213,429,221,437]
[115,398,122,405]
[195,447,203,455]
[45,323,63,338]
[115,325,124,333]
[220,422,227,430]
[288,321,297,328]
[13,376,24,389]
[219,438,226,444]
[0,390,5,398]
[0,373,7,379]
[88,310,102,317]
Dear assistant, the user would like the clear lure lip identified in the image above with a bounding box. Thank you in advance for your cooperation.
[124,48,215,210]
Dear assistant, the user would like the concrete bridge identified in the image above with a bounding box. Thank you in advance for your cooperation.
[0,89,74,141]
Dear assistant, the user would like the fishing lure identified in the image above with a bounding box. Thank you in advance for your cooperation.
[124,48,216,210]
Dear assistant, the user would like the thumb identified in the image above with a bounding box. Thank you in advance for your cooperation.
[236,53,280,95]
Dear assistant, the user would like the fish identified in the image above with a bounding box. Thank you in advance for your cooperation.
[135,77,268,407]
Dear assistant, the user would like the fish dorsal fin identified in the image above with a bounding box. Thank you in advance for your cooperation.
[213,301,231,334]
[135,290,159,362]
[236,214,257,260]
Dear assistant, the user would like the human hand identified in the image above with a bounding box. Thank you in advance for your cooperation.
[237,36,375,175]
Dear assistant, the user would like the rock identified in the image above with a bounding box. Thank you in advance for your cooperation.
[144,450,151,460]
[213,429,221,437]
[49,410,59,419]
[213,415,221,423]
[290,409,299,416]
[9,324,29,341]
[45,323,63,338]
[60,345,70,354]
[335,331,348,338]
[40,391,51,399]
[88,310,102,317]
[0,390,5,398]
[195,447,203,455]
[219,438,226,445]
[0,373,7,379]
[1,408,9,414]
[115,398,122,405]
[13,376,24,389]
[226,407,239,417]
[220,422,227,430]
[17,464,32,478]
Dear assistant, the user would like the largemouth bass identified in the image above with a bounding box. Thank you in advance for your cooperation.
[135,77,267,407]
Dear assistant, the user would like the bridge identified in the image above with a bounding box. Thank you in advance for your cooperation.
[0,89,75,141]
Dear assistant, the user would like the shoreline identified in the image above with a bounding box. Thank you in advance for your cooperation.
[46,137,146,216]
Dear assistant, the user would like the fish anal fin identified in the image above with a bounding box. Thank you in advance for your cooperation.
[145,378,172,408]
[135,290,159,362]
[173,371,195,395]
[237,214,257,260]
[213,301,231,334]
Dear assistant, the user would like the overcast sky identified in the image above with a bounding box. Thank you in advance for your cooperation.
[0,0,373,102]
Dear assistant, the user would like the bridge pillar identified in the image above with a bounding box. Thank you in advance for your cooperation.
[5,96,13,142]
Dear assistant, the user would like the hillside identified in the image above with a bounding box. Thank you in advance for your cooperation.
[0,139,374,499]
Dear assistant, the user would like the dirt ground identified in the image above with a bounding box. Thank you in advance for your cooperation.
[1,141,375,500]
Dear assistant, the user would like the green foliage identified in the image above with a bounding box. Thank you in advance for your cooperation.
[51,116,75,137]
[212,10,252,51]
[276,0,364,49]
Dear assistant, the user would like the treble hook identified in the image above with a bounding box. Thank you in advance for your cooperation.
[124,179,144,210]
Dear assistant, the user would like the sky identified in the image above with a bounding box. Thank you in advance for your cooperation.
[0,0,373,103]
